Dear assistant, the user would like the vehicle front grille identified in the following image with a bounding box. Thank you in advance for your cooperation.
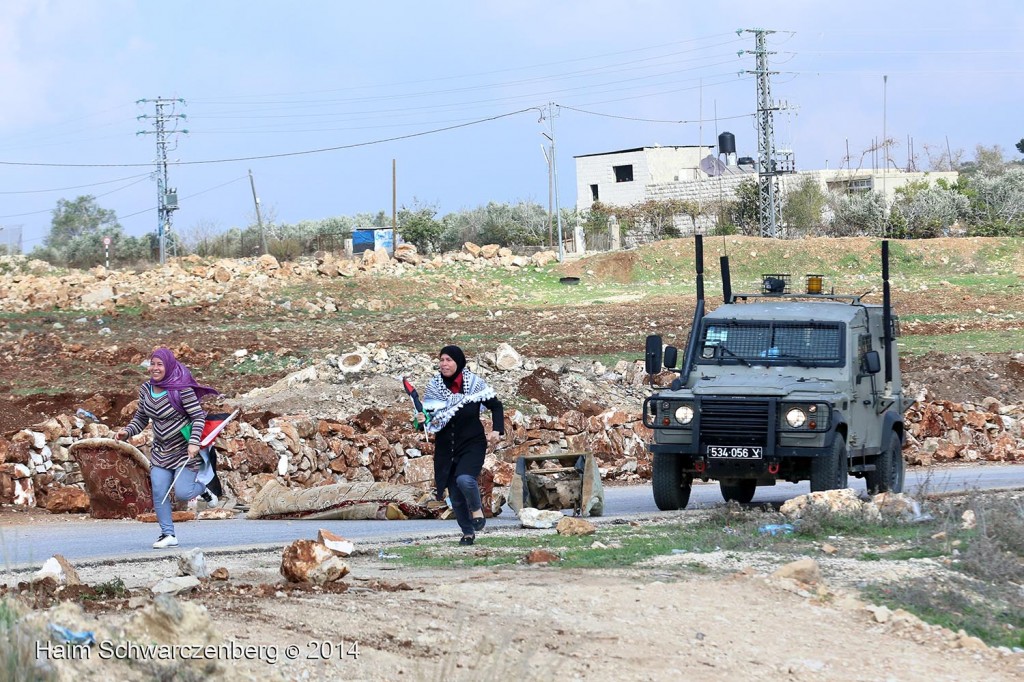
[699,398,771,446]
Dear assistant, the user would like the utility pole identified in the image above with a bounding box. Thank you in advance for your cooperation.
[743,29,782,238]
[541,102,564,262]
[541,144,553,248]
[392,158,397,239]
[248,169,266,255]
[137,97,187,264]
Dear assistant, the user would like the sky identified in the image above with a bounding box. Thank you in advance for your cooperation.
[1,0,1022,252]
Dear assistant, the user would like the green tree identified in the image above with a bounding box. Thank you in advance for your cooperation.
[826,190,887,236]
[782,176,826,235]
[46,196,120,247]
[476,201,547,246]
[34,195,138,268]
[618,198,701,241]
[890,180,970,238]
[965,167,1024,236]
[722,179,760,235]
[398,201,445,254]
[1016,138,1024,156]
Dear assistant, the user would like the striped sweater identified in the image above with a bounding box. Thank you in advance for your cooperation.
[124,383,206,470]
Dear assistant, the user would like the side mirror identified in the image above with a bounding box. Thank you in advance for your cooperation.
[663,345,678,369]
[862,350,881,375]
[645,335,663,375]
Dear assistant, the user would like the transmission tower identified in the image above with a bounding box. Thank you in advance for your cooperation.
[137,98,188,264]
[743,29,782,238]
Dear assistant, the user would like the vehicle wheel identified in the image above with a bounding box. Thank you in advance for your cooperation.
[652,453,692,510]
[720,478,757,504]
[866,432,905,494]
[810,435,848,492]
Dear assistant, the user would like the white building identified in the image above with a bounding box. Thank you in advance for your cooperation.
[574,144,959,239]
[574,145,714,209]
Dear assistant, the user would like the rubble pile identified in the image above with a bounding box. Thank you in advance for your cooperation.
[1,339,1022,513]
[0,243,558,314]
[904,395,1024,464]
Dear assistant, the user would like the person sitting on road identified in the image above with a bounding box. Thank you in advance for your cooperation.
[418,345,504,546]
[115,347,219,549]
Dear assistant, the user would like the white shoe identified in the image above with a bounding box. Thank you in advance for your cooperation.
[153,534,178,549]
[201,489,219,506]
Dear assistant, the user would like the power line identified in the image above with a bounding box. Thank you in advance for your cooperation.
[0,176,151,219]
[559,104,755,125]
[0,172,151,195]
[0,107,539,168]
[188,32,742,104]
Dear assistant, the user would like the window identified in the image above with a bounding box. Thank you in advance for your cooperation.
[826,178,873,195]
[698,320,845,367]
[590,184,599,201]
[613,164,634,183]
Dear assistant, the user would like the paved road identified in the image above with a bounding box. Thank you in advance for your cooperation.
[3,464,1022,571]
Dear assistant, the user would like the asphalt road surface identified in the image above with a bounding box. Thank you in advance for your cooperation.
[3,464,1022,571]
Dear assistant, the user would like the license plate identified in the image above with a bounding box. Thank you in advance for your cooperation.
[706,446,763,459]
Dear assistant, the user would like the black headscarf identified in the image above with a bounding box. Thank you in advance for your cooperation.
[439,345,466,389]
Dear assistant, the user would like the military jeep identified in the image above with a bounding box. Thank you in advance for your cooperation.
[643,236,906,510]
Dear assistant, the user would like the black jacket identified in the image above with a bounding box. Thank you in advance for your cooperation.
[433,396,503,496]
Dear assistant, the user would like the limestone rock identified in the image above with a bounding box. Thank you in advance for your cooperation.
[125,593,217,645]
[44,485,90,514]
[556,516,596,536]
[151,576,201,596]
[32,554,82,585]
[779,488,877,520]
[494,343,523,371]
[772,558,822,585]
[518,507,564,529]
[177,548,210,579]
[525,549,561,564]
[318,529,355,557]
[280,539,350,584]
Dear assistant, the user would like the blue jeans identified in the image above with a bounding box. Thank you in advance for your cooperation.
[448,473,482,536]
[150,464,205,536]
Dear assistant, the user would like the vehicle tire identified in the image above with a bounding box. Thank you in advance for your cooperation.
[652,452,692,510]
[720,478,757,504]
[866,432,905,494]
[810,435,848,492]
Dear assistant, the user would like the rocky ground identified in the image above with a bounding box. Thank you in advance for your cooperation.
[2,500,1023,681]
[2,236,1023,680]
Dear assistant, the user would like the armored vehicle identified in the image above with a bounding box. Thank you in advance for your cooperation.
[643,236,906,509]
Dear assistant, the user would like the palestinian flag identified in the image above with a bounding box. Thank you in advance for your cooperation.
[199,410,238,498]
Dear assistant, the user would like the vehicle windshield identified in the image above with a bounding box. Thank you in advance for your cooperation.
[698,320,844,367]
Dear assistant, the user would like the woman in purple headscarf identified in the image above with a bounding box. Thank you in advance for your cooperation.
[115,347,219,549]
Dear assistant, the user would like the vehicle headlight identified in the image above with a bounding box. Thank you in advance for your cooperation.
[785,407,807,428]
[674,405,694,425]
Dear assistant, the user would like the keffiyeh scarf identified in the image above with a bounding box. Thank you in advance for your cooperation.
[422,369,496,434]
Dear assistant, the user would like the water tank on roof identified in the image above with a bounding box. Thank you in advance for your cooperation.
[718,132,736,155]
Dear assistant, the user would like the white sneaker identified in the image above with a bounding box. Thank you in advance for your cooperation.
[153,534,178,549]
[201,489,219,506]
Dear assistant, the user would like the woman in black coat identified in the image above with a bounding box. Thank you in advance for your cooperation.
[420,345,504,545]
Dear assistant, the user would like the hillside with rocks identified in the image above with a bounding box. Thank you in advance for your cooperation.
[2,237,1023,510]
